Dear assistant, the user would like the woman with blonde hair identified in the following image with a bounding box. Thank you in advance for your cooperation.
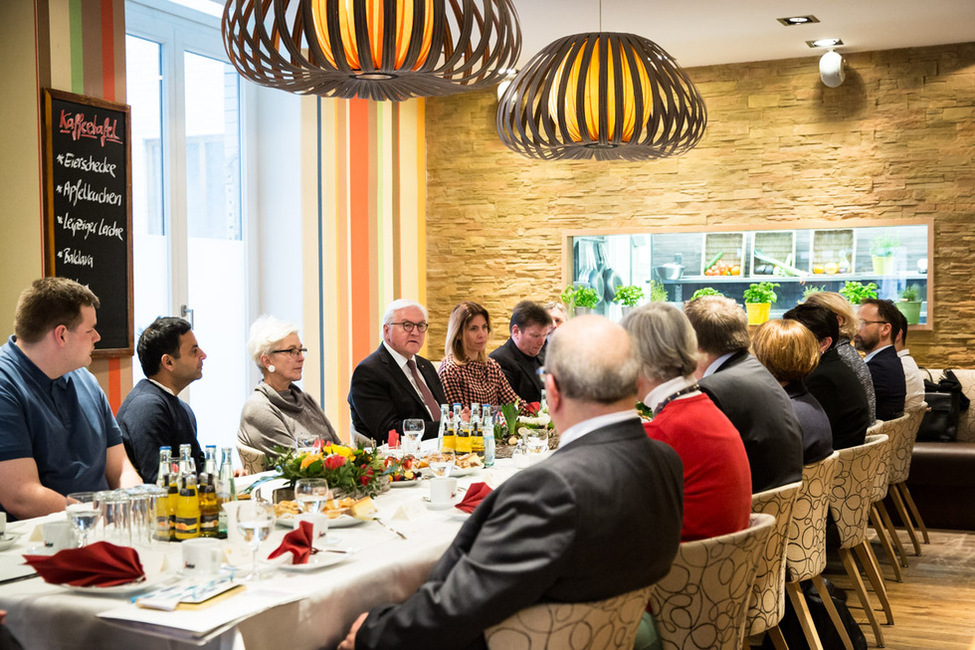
[752,319,833,465]
[804,291,877,420]
[438,301,522,409]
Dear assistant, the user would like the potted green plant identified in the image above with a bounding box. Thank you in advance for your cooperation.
[689,287,724,301]
[613,285,644,317]
[561,284,599,316]
[897,284,922,325]
[648,281,668,303]
[801,285,825,301]
[839,281,878,305]
[870,234,899,275]
[742,281,779,325]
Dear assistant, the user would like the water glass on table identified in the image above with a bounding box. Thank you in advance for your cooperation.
[429,449,455,478]
[66,492,100,547]
[525,429,549,461]
[236,500,275,580]
[100,490,133,546]
[402,419,424,456]
[294,478,330,538]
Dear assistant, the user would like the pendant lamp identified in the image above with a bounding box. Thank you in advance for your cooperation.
[222,0,521,102]
[496,32,707,161]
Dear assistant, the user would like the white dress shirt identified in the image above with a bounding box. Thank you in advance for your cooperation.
[897,348,925,408]
[557,410,640,449]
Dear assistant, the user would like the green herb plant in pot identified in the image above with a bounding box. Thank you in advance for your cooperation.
[561,284,600,316]
[690,287,724,301]
[613,285,644,318]
[870,234,899,276]
[742,281,779,325]
[897,284,922,325]
[839,281,878,305]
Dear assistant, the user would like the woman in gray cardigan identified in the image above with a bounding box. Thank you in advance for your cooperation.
[237,315,340,471]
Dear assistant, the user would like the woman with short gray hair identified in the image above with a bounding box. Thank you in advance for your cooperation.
[621,303,751,542]
[238,315,339,471]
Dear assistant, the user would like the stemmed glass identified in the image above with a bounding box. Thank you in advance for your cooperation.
[236,501,275,580]
[294,479,330,516]
[66,492,100,547]
[402,419,424,456]
[429,449,455,478]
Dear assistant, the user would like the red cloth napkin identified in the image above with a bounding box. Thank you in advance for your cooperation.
[268,520,315,565]
[455,482,492,514]
[23,541,145,587]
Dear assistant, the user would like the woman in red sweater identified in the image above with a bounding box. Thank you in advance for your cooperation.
[622,302,752,541]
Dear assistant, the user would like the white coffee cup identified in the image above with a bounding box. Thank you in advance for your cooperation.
[42,521,76,552]
[182,537,223,575]
[295,512,329,538]
[429,477,458,508]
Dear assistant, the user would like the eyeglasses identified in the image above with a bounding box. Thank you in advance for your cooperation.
[859,320,888,328]
[270,347,307,358]
[390,321,429,333]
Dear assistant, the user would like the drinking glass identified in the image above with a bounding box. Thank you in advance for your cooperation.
[236,501,275,580]
[66,492,100,547]
[526,429,550,461]
[100,491,133,546]
[294,479,330,514]
[429,449,455,478]
[402,419,424,456]
[295,430,319,455]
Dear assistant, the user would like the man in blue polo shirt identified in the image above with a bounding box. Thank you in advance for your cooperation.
[0,277,142,521]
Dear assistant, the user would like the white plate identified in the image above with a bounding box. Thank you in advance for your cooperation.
[278,551,350,573]
[63,574,176,597]
[277,514,365,529]
[447,510,471,522]
[451,467,481,477]
[0,536,19,552]
[389,479,421,488]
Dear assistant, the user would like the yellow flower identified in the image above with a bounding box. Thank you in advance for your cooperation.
[299,453,323,470]
[332,445,353,458]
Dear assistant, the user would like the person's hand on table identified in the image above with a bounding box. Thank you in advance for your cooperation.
[337,612,368,650]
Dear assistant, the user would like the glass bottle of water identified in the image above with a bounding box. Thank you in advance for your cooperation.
[204,445,217,476]
[156,446,172,488]
[482,410,495,467]
[216,447,236,539]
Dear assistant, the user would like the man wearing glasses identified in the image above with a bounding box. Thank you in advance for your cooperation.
[489,300,553,404]
[855,299,907,421]
[348,299,447,444]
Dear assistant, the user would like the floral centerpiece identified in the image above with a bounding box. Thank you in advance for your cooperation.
[495,402,556,454]
[269,442,390,499]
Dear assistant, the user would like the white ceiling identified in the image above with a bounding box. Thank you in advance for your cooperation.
[511,0,975,69]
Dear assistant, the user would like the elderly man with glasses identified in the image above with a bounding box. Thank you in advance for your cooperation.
[855,298,907,421]
[348,299,447,444]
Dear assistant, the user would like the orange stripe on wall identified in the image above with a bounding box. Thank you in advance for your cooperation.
[108,357,121,413]
[348,99,373,367]
[100,0,115,102]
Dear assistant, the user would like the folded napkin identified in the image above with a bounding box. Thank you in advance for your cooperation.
[455,482,492,514]
[23,541,145,587]
[267,520,314,565]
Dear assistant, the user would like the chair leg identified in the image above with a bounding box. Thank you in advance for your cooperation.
[786,582,824,650]
[875,501,908,570]
[896,482,930,544]
[889,484,922,555]
[839,548,885,647]
[811,575,855,650]
[869,505,904,581]
[767,625,790,650]
[855,542,894,626]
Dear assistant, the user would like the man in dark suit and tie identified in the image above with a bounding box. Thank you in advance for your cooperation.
[489,300,553,404]
[684,296,804,493]
[855,299,907,421]
[348,299,446,444]
[339,315,684,650]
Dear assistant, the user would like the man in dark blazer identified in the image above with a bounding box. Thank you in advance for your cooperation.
[339,315,684,650]
[856,299,906,421]
[489,300,553,404]
[348,300,446,444]
[685,296,803,493]
[785,303,871,450]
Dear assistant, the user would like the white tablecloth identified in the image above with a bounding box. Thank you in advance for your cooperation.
[0,463,519,649]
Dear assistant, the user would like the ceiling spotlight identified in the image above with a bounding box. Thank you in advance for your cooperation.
[777,16,820,26]
[807,38,844,48]
[820,50,846,88]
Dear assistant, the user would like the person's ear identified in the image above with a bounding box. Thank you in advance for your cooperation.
[160,354,175,371]
[545,373,561,411]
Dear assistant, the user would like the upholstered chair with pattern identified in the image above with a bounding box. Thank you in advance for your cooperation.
[785,452,853,650]
[887,402,930,552]
[867,418,907,582]
[237,442,267,474]
[649,513,775,650]
[746,482,802,648]
[484,584,654,650]
[828,434,890,647]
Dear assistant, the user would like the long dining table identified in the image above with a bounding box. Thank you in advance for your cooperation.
[0,460,521,649]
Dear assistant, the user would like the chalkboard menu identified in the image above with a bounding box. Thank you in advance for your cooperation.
[41,89,133,355]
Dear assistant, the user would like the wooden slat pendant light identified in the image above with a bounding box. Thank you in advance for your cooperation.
[497,32,707,161]
[223,0,521,102]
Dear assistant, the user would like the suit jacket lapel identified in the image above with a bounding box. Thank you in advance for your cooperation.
[378,345,428,411]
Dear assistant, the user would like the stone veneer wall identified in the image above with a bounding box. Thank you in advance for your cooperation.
[424,43,975,368]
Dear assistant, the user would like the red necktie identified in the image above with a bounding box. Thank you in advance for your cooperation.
[407,358,441,421]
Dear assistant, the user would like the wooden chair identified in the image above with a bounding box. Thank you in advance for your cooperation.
[746,481,802,649]
[886,403,930,552]
[649,513,775,650]
[866,419,907,583]
[484,584,654,650]
[785,452,854,650]
[828,434,890,647]
[237,442,267,474]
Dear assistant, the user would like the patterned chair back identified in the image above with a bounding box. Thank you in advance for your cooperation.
[866,431,893,502]
[829,434,889,550]
[746,482,801,637]
[484,584,654,650]
[786,451,840,583]
[649,513,775,650]
[237,442,267,474]
[888,403,927,484]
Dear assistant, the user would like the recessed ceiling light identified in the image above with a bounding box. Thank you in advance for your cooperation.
[777,16,820,26]
[807,38,844,48]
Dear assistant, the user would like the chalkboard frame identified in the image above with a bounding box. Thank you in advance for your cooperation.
[41,88,134,357]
